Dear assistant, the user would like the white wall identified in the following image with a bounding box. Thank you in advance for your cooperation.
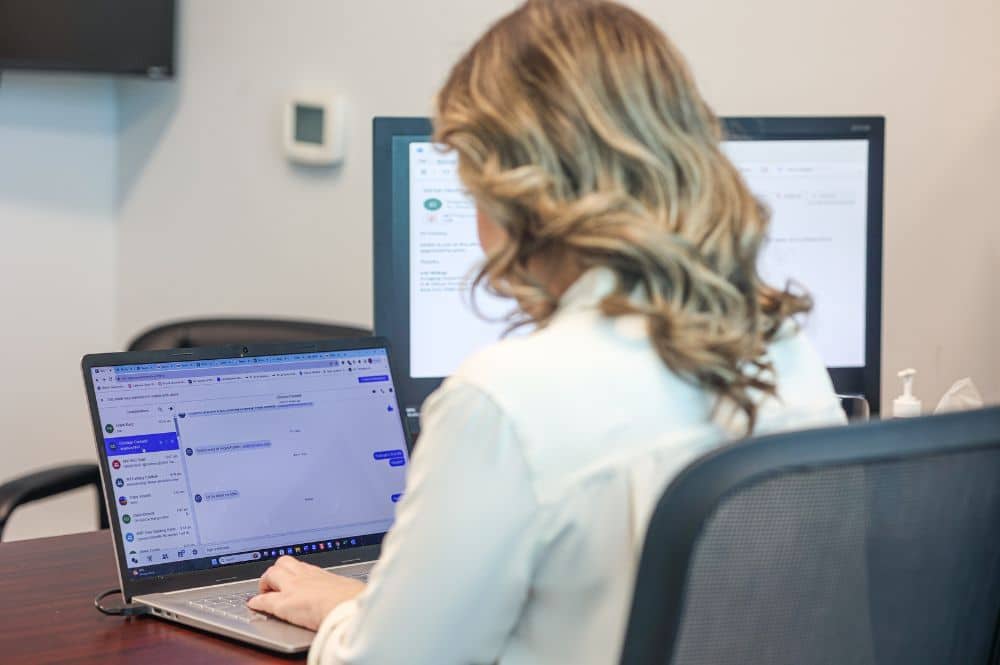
[0,73,117,540]
[2,0,998,539]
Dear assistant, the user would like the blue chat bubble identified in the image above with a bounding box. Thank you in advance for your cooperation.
[389,458,406,467]
[391,493,403,503]
[373,449,405,461]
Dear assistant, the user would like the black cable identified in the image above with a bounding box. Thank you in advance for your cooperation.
[94,588,150,617]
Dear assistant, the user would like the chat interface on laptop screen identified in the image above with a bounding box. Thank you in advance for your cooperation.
[408,138,868,378]
[91,348,408,579]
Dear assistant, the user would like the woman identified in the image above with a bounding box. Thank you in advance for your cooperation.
[248,1,846,662]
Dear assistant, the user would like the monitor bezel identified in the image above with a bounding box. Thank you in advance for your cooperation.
[82,336,412,602]
[373,116,884,416]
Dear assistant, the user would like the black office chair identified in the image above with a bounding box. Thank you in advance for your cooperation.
[0,464,109,540]
[126,317,370,351]
[620,407,1000,665]
[0,317,371,541]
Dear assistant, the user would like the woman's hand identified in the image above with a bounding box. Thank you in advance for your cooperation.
[247,555,365,631]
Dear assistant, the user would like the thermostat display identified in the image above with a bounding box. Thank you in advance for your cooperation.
[294,105,325,145]
[284,95,346,166]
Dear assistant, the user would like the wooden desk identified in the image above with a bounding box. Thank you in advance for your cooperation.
[0,530,302,664]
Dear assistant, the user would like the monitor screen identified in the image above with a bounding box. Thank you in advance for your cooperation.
[89,347,407,580]
[375,117,884,415]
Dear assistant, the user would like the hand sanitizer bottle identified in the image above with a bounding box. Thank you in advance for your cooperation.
[892,368,922,418]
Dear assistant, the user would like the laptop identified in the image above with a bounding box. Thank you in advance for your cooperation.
[81,337,412,652]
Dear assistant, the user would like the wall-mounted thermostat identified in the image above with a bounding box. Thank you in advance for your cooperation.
[283,94,347,166]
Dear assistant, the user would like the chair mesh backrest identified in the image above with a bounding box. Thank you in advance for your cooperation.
[670,447,1000,665]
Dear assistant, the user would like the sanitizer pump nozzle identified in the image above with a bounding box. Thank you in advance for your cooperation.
[893,368,922,418]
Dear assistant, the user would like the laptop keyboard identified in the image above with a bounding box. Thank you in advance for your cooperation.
[187,570,370,624]
[188,591,267,623]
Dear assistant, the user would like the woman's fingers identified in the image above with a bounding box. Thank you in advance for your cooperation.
[251,556,347,628]
[257,555,315,593]
[246,591,278,614]
[274,554,305,570]
[258,562,294,593]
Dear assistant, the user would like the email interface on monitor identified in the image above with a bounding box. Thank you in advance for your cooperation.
[408,138,868,378]
[91,349,408,579]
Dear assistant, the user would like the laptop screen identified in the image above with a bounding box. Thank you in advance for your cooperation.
[89,347,408,580]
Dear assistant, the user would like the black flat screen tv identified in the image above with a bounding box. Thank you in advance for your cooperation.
[0,0,176,78]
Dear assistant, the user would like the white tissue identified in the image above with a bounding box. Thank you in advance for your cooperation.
[933,377,984,414]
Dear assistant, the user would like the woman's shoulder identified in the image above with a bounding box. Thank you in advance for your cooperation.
[450,309,631,387]
[766,325,833,388]
[450,328,557,393]
[764,327,845,419]
[448,309,699,421]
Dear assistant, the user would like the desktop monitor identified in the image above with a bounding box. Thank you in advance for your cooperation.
[374,116,884,428]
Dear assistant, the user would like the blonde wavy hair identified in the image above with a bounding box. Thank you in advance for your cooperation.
[434,0,810,431]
